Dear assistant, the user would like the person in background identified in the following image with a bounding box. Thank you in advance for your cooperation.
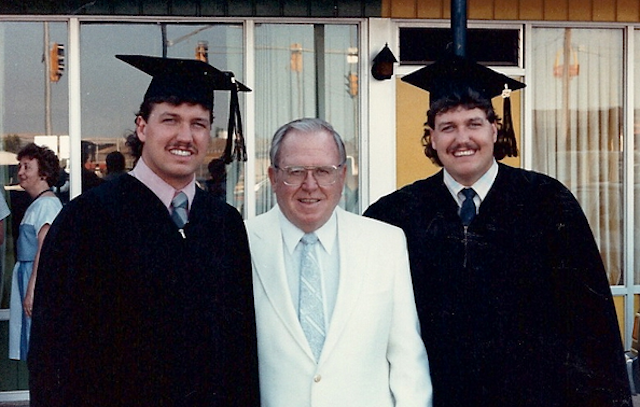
[205,157,226,202]
[8,143,62,361]
[364,54,632,406]
[80,140,104,192]
[28,55,258,407]
[104,150,127,181]
[246,117,432,407]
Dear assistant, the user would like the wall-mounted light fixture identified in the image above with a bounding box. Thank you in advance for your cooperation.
[371,43,398,81]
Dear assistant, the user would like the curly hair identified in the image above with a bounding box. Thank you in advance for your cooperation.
[17,142,61,187]
[420,88,516,167]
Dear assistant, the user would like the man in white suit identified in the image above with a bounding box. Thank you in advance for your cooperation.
[245,117,433,407]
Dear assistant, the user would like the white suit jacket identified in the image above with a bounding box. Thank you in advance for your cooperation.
[245,206,433,407]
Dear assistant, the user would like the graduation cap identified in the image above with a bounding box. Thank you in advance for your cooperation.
[116,54,251,163]
[402,55,525,158]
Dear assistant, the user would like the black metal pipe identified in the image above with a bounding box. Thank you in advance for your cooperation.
[451,0,467,57]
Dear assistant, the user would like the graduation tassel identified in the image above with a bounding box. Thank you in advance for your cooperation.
[495,84,519,160]
[222,75,247,164]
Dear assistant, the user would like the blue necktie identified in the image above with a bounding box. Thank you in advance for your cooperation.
[171,192,188,228]
[460,188,476,226]
[299,233,325,362]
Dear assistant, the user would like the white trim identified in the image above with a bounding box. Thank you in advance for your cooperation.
[366,18,397,206]
[624,25,636,348]
[522,23,534,170]
[68,18,82,200]
[0,391,29,402]
[358,20,370,213]
[243,19,256,219]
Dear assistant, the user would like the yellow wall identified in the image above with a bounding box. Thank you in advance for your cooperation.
[382,0,640,22]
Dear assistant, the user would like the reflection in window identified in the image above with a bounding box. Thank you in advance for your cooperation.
[254,23,360,216]
[80,23,245,211]
[531,28,623,285]
[0,20,68,392]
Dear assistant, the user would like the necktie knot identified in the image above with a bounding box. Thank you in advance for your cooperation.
[461,188,475,200]
[301,233,319,246]
[171,192,188,228]
[459,188,476,226]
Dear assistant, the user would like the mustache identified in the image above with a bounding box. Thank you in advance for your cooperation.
[446,141,478,153]
[167,142,198,154]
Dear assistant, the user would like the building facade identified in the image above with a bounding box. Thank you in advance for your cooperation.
[0,0,639,400]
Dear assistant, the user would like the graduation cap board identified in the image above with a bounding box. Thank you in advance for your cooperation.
[401,55,525,158]
[116,54,251,163]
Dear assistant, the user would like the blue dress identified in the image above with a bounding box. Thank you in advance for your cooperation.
[9,195,62,360]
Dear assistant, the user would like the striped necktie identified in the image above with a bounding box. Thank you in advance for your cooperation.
[298,232,325,362]
[171,192,188,228]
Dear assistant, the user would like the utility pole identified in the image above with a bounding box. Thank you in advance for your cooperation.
[451,0,467,57]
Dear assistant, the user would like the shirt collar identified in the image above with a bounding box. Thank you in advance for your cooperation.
[129,157,196,211]
[277,205,338,255]
[443,159,499,205]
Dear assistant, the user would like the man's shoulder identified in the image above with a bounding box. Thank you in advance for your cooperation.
[337,207,407,239]
[244,208,279,241]
[497,164,572,196]
[364,172,445,222]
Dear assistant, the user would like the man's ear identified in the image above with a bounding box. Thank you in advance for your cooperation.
[135,116,147,142]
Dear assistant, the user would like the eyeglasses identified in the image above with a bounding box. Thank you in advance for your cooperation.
[275,165,344,186]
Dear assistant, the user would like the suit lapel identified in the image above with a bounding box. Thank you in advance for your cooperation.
[318,208,365,364]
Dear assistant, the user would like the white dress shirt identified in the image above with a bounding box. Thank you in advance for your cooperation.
[277,208,340,329]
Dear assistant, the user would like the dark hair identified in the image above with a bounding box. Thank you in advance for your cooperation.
[106,151,126,173]
[270,118,347,168]
[420,88,515,167]
[126,96,214,160]
[81,140,98,164]
[17,143,61,187]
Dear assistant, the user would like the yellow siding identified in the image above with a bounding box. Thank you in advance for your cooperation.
[568,0,593,21]
[390,0,418,18]
[416,0,445,19]
[593,0,617,21]
[520,0,545,20]
[494,0,519,20]
[382,0,639,22]
[469,0,494,19]
[618,0,640,22]
[543,0,569,20]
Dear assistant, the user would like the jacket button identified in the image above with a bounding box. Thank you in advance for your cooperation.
[313,374,322,383]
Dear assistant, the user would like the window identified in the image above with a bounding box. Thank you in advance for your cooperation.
[530,27,624,285]
[399,27,520,66]
[0,20,68,392]
[254,23,360,215]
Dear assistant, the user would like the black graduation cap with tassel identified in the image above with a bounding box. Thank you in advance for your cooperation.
[401,54,525,160]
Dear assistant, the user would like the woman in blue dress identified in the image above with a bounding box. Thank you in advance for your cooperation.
[9,143,62,360]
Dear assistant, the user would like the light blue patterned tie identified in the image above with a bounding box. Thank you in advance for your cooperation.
[460,188,476,226]
[299,233,325,362]
[171,192,188,228]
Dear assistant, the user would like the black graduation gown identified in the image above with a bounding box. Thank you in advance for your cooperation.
[28,174,259,407]
[364,163,631,407]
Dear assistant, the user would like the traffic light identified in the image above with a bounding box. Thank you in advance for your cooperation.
[347,72,358,97]
[195,41,208,63]
[49,42,65,83]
